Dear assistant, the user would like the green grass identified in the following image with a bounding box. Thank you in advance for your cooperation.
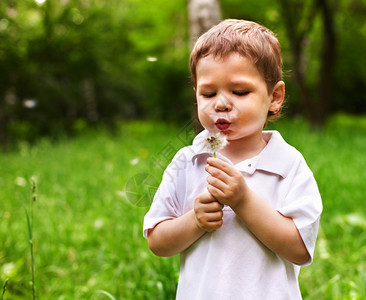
[0,115,365,299]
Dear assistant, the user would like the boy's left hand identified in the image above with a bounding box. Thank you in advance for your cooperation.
[205,157,248,208]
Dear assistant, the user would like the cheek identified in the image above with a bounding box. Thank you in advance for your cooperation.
[197,112,211,129]
[197,100,213,118]
[197,102,209,121]
[235,102,269,124]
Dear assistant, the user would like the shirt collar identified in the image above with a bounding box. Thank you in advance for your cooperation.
[191,129,294,178]
[255,131,294,178]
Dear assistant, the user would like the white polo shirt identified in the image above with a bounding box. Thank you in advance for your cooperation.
[143,130,322,300]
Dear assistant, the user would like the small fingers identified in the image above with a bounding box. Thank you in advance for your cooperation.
[194,201,223,218]
[207,175,226,192]
[205,199,224,212]
[207,184,226,203]
[207,157,235,176]
[194,198,224,232]
[205,219,223,232]
[195,217,223,232]
[196,190,216,204]
[205,210,223,222]
[205,165,230,184]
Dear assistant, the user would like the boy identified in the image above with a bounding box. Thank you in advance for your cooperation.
[143,19,322,299]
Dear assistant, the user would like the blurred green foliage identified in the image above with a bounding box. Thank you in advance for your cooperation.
[1,0,366,144]
[0,0,191,143]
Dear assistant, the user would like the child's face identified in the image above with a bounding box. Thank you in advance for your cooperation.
[195,53,284,143]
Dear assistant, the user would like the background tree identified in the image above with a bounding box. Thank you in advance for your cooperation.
[278,0,336,126]
[188,0,221,47]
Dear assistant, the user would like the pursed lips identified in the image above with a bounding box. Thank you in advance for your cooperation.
[215,118,231,131]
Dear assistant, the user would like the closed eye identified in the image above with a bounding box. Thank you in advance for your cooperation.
[202,92,216,98]
[233,91,249,96]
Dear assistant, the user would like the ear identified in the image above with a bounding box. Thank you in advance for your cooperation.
[269,81,285,113]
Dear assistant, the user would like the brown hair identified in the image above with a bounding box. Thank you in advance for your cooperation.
[190,19,283,119]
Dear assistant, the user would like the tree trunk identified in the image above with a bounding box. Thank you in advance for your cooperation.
[0,109,7,147]
[313,0,336,125]
[187,0,221,48]
[278,0,336,126]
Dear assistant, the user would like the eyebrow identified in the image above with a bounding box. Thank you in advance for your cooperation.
[197,79,256,89]
[196,82,215,89]
[229,78,256,86]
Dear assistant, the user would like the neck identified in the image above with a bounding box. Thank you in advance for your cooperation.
[220,133,267,164]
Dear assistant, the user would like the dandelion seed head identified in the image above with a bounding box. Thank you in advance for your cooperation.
[130,158,139,166]
[15,177,27,187]
[1,262,18,279]
[205,132,228,154]
[93,219,104,229]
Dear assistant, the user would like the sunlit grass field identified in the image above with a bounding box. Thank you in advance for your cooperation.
[1,115,365,299]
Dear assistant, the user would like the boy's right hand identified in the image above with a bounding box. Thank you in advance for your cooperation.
[194,191,224,232]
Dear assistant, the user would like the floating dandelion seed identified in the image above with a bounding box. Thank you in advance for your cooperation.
[205,132,228,158]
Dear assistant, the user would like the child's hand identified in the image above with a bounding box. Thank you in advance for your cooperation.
[205,157,248,209]
[194,190,224,232]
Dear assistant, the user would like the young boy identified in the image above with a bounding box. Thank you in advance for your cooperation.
[143,19,322,299]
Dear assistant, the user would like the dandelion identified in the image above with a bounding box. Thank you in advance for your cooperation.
[205,132,228,158]
[130,158,139,166]
[15,177,27,187]
[93,219,104,229]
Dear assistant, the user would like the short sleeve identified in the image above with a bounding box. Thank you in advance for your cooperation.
[277,158,323,266]
[143,150,186,239]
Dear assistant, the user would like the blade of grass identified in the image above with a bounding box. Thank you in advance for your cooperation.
[25,208,35,300]
[1,279,8,300]
[95,290,117,300]
[25,179,37,300]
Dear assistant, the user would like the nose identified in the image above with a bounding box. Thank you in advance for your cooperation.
[214,93,232,112]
